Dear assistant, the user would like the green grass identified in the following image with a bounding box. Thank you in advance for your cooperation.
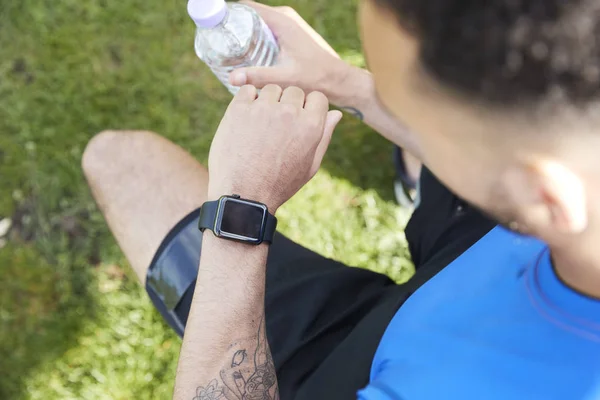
[0,1,413,398]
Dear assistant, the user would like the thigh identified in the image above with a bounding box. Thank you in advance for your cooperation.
[82,130,209,282]
[296,170,498,400]
[145,208,335,336]
[83,130,399,398]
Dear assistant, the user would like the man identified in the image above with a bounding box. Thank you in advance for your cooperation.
[82,0,600,399]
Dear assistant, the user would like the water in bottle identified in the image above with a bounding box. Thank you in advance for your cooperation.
[187,0,279,94]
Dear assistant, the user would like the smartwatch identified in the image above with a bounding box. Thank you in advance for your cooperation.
[198,195,277,245]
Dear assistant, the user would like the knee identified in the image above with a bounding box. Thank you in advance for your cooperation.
[82,130,153,182]
[82,131,114,179]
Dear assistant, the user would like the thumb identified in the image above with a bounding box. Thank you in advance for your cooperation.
[229,66,295,89]
[311,110,343,176]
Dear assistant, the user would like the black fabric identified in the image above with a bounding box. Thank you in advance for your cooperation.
[405,167,496,270]
[146,209,202,316]
[145,167,497,399]
[393,145,417,190]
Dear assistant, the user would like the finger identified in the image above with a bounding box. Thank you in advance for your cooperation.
[279,86,305,108]
[304,91,329,113]
[239,0,292,37]
[229,66,295,89]
[256,84,283,103]
[242,1,340,59]
[231,85,258,104]
[310,110,343,176]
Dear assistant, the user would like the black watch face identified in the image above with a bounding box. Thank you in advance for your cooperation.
[217,198,267,243]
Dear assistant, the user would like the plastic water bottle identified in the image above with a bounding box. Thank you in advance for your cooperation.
[188,0,279,95]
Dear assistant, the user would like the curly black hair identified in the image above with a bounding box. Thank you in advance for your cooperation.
[378,0,600,108]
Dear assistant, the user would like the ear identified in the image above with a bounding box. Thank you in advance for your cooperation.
[534,159,588,234]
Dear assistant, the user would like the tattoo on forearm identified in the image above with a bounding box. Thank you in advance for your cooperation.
[340,106,364,121]
[193,315,279,400]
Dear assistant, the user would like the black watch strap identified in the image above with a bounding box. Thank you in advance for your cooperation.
[198,198,277,244]
[198,200,219,233]
[263,212,277,243]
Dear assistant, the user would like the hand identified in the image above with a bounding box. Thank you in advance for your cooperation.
[229,1,358,107]
[208,85,343,212]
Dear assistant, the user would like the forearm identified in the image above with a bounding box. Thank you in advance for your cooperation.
[334,66,422,160]
[173,75,338,399]
[173,234,279,400]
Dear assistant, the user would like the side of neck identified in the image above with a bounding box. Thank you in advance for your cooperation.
[551,240,600,299]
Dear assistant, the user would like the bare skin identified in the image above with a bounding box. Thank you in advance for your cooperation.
[229,1,423,183]
[83,130,279,400]
[359,0,600,298]
[83,1,600,399]
[82,130,209,282]
[83,84,340,400]
[170,84,340,400]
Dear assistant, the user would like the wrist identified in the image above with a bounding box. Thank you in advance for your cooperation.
[207,186,280,215]
[329,65,374,110]
[200,231,269,256]
[197,233,269,293]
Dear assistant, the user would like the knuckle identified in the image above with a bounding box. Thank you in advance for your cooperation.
[279,103,299,118]
[308,90,327,103]
[233,85,257,101]
[285,86,305,96]
[239,84,256,94]
[263,83,282,92]
[253,100,271,114]
[226,98,244,113]
[301,115,321,132]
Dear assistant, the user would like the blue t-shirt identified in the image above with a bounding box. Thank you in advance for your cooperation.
[359,227,600,400]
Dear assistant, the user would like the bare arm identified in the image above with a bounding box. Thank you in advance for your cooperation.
[336,66,422,160]
[173,85,342,399]
[173,236,278,400]
[229,1,423,160]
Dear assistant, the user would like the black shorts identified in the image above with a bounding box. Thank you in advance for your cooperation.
[145,168,496,400]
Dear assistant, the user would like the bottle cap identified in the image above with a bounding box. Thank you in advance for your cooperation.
[188,0,227,28]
